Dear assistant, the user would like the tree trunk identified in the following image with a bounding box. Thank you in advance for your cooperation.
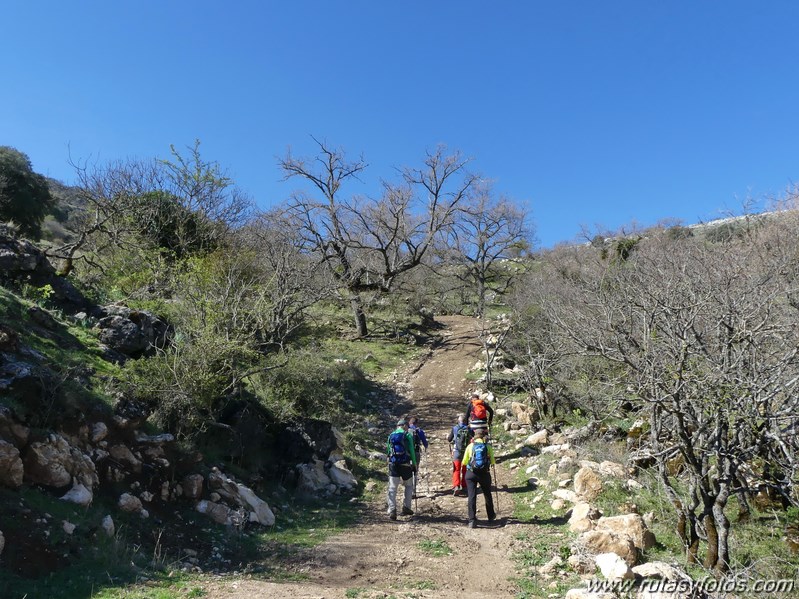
[704,512,719,570]
[712,501,730,575]
[477,277,486,318]
[350,294,368,337]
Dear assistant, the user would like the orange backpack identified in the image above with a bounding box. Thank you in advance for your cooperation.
[470,397,487,421]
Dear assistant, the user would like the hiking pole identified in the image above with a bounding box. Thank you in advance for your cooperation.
[491,462,500,516]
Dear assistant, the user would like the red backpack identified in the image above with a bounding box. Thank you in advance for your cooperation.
[470,397,487,421]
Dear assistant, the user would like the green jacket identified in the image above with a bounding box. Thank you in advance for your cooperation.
[387,427,418,466]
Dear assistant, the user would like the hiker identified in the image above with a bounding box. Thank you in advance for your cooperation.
[447,414,470,496]
[463,392,494,434]
[386,417,418,520]
[460,428,496,528]
[408,416,429,497]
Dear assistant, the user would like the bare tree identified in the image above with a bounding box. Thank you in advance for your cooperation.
[279,138,477,336]
[513,218,799,573]
[441,181,534,316]
[53,141,251,277]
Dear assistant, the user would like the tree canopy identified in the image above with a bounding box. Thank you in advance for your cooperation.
[0,146,53,238]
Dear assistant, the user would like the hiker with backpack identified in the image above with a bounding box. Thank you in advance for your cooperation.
[447,414,470,496]
[460,428,497,528]
[408,416,429,497]
[386,417,418,520]
[463,392,494,434]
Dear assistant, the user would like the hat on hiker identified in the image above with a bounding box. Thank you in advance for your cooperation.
[396,418,408,427]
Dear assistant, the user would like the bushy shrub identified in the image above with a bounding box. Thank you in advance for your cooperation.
[251,349,366,423]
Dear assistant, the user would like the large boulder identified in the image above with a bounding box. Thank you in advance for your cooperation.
[576,529,639,566]
[23,434,98,489]
[280,419,343,464]
[327,457,358,490]
[207,468,275,526]
[595,513,656,551]
[296,459,333,495]
[0,440,23,487]
[95,305,170,359]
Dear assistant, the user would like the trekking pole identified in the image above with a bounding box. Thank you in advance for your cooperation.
[491,462,500,516]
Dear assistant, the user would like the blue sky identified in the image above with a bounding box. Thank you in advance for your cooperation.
[3,1,799,248]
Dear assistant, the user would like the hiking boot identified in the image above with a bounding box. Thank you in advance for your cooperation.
[488,514,497,521]
[467,520,476,528]
[389,511,397,521]
[401,507,414,516]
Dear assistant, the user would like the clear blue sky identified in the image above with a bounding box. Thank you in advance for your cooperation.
[3,1,799,247]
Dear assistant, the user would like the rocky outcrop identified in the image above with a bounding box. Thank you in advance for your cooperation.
[23,434,98,489]
[0,231,88,313]
[95,305,170,359]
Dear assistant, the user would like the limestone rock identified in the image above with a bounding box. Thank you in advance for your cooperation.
[577,529,639,566]
[118,492,143,513]
[23,434,98,489]
[60,482,93,506]
[574,466,603,501]
[595,552,634,580]
[632,561,688,581]
[0,406,29,447]
[524,429,549,446]
[109,444,142,473]
[296,459,333,495]
[90,422,108,443]
[101,515,115,538]
[327,458,358,490]
[208,468,275,526]
[598,460,627,478]
[182,474,204,499]
[569,502,602,533]
[0,440,23,488]
[596,513,656,551]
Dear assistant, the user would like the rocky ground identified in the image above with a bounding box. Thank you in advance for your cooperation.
[202,315,525,598]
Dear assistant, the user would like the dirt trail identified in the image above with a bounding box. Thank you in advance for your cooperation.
[205,315,525,598]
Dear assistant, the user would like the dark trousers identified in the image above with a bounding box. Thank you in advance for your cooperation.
[465,469,495,522]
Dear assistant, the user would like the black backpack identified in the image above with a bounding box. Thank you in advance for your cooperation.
[454,426,471,455]
[410,427,422,455]
[388,431,410,464]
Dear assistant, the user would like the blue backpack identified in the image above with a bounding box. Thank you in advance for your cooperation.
[469,442,489,471]
[388,431,410,464]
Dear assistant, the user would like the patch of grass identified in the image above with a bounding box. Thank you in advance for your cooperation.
[345,588,367,598]
[417,538,452,557]
[408,579,437,590]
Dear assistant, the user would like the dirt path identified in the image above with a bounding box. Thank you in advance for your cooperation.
[204,316,524,598]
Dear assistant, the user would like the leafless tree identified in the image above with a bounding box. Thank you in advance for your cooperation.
[440,181,534,317]
[279,138,477,336]
[53,141,251,277]
[513,215,799,573]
